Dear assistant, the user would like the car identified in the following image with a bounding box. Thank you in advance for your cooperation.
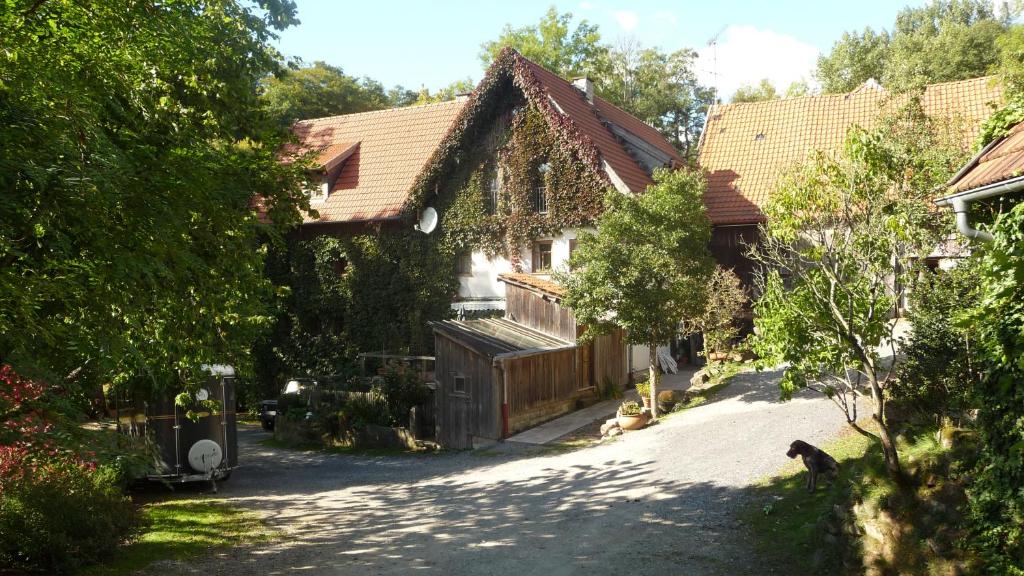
[259,399,277,431]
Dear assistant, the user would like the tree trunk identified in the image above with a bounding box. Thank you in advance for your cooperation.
[866,367,901,478]
[648,344,660,419]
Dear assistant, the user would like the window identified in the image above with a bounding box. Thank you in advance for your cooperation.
[457,252,473,276]
[533,162,550,214]
[306,177,329,203]
[486,170,500,214]
[533,240,553,273]
[453,374,467,393]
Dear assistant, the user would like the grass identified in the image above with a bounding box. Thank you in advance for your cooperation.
[82,499,275,576]
[743,426,875,574]
[743,420,980,575]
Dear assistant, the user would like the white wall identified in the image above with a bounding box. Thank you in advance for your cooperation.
[454,228,589,306]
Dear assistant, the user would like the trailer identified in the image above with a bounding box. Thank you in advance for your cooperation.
[117,365,238,489]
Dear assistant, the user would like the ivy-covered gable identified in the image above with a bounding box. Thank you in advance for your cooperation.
[407,48,636,264]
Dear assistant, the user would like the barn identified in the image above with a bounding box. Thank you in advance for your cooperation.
[431,273,628,448]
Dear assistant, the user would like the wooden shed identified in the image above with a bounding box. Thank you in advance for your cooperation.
[430,273,628,449]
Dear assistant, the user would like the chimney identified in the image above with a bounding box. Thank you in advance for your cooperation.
[455,92,471,102]
[572,77,594,104]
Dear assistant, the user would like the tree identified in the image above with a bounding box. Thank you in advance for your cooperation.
[599,41,714,161]
[560,169,712,418]
[479,7,607,79]
[749,104,966,477]
[816,1,1011,93]
[816,28,890,93]
[414,78,476,104]
[680,266,747,361]
[732,79,779,103]
[997,25,1024,98]
[261,61,392,125]
[0,0,309,397]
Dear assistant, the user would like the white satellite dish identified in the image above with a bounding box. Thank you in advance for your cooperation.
[416,207,438,234]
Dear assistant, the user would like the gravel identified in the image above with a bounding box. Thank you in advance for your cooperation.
[140,367,846,576]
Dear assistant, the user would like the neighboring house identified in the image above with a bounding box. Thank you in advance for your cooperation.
[937,120,1024,242]
[697,77,1004,287]
[286,47,684,375]
[432,273,627,449]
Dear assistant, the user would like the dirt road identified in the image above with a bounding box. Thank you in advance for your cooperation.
[146,369,845,576]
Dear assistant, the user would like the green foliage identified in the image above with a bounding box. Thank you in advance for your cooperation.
[479,12,713,160]
[369,365,430,428]
[751,104,965,475]
[891,263,983,421]
[414,78,476,104]
[261,61,395,126]
[997,25,1024,98]
[732,79,780,103]
[479,7,607,79]
[0,0,310,398]
[618,400,642,417]
[561,168,712,347]
[976,94,1024,149]
[681,266,747,357]
[634,380,651,399]
[966,201,1024,571]
[816,1,1011,93]
[254,231,456,391]
[0,459,135,574]
[598,43,715,160]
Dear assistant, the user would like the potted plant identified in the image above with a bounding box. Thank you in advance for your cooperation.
[617,400,648,431]
[634,380,651,408]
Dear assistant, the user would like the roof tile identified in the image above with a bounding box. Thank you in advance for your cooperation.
[698,77,1004,225]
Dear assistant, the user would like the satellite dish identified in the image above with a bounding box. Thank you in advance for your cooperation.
[416,207,438,234]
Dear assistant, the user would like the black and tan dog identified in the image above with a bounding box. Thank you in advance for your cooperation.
[787,440,839,492]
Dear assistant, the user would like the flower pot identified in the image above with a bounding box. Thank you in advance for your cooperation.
[640,395,651,409]
[617,412,649,431]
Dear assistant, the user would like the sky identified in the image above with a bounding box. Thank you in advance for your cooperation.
[273,0,923,100]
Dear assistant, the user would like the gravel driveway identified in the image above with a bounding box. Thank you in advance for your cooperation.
[147,368,845,576]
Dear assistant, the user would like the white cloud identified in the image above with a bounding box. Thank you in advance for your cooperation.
[695,26,820,101]
[579,1,594,9]
[613,10,639,32]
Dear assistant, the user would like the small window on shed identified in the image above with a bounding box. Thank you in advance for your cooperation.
[453,374,467,393]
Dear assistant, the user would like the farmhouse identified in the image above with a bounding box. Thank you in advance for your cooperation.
[698,76,1005,287]
[284,47,685,377]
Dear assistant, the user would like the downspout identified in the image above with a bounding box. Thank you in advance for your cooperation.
[936,176,1024,242]
[951,198,994,243]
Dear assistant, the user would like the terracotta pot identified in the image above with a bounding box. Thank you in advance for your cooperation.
[617,412,649,431]
[708,351,729,362]
[640,395,651,409]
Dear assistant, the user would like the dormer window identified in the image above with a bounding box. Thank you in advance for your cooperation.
[533,162,550,214]
[307,176,329,203]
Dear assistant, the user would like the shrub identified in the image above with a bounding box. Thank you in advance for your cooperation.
[890,263,982,421]
[634,380,651,399]
[0,365,135,573]
[965,202,1024,572]
[369,363,430,427]
[0,454,135,573]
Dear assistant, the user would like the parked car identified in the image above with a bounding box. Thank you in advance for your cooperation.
[259,399,278,431]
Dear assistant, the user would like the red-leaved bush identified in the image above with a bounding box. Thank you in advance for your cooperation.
[0,365,135,573]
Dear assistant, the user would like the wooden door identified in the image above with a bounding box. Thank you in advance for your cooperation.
[439,373,471,449]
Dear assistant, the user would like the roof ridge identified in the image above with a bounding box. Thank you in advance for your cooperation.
[294,99,464,127]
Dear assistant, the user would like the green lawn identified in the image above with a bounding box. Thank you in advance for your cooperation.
[82,499,275,576]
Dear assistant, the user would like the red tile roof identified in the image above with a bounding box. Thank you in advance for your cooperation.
[291,101,466,223]
[288,49,682,224]
[497,272,566,298]
[947,121,1024,193]
[520,59,671,193]
[698,77,1004,225]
